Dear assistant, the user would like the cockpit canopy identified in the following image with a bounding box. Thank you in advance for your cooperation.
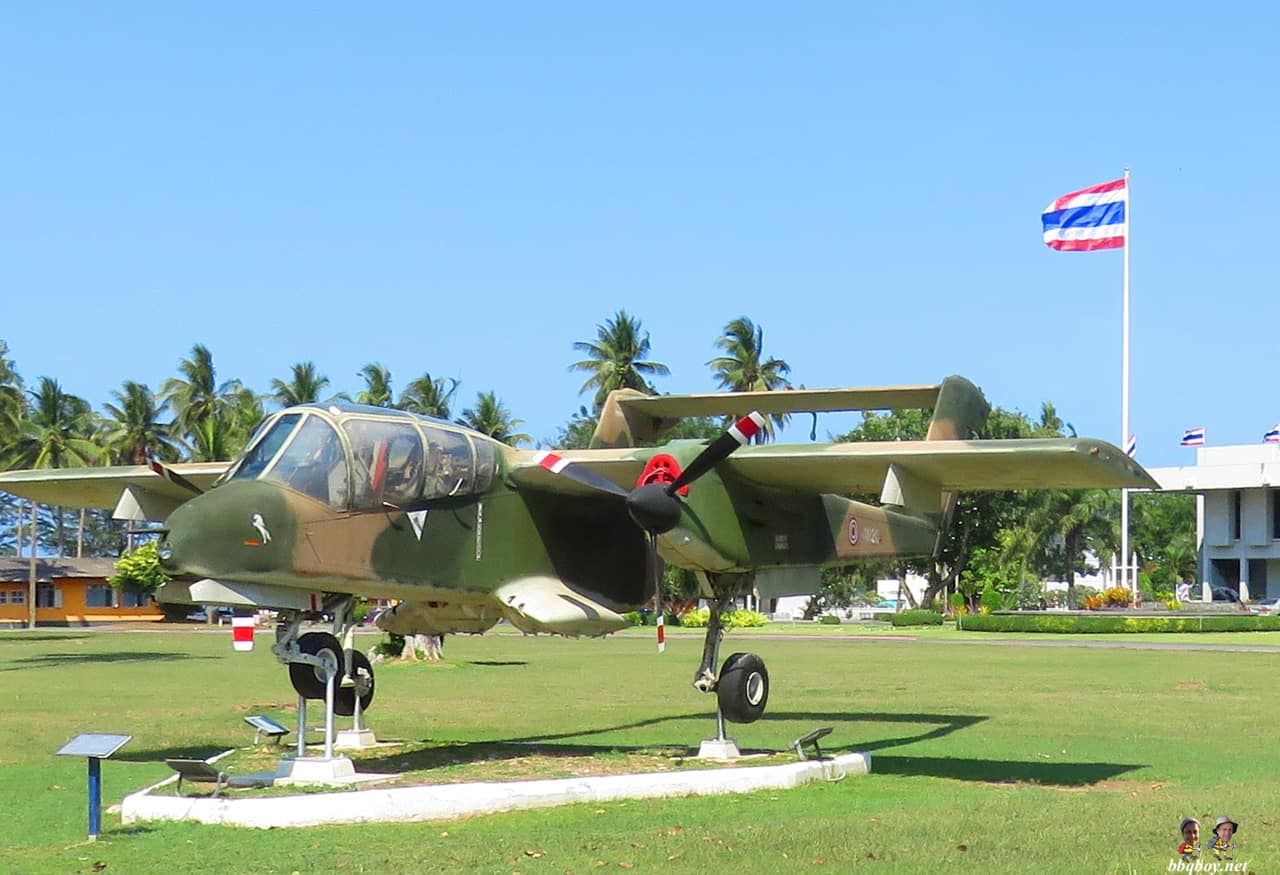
[219,403,498,509]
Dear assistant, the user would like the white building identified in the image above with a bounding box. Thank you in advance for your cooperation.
[1148,444,1280,600]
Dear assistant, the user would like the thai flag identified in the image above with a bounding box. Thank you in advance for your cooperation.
[1181,427,1206,447]
[1124,434,1136,458]
[1265,424,1280,443]
[1041,178,1127,252]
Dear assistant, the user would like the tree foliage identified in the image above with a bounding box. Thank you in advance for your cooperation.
[570,310,669,412]
[108,542,171,594]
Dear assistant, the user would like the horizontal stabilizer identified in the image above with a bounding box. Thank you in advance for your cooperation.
[617,384,941,419]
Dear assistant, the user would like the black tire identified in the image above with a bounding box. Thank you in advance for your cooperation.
[716,652,769,724]
[333,650,375,717]
[288,632,344,700]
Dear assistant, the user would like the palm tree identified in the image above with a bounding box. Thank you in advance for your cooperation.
[458,392,531,446]
[101,381,180,465]
[5,379,105,610]
[269,361,330,407]
[0,341,23,449]
[399,373,459,419]
[707,317,792,440]
[355,363,393,407]
[570,310,670,411]
[1022,488,1118,608]
[188,415,232,463]
[160,344,241,448]
[224,386,266,456]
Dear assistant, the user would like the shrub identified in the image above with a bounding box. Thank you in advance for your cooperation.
[890,610,944,627]
[1103,587,1135,607]
[979,586,1002,615]
[958,614,1280,633]
[818,614,842,625]
[1082,594,1104,611]
[680,608,709,627]
[622,611,645,626]
[678,608,769,629]
[1164,599,1183,611]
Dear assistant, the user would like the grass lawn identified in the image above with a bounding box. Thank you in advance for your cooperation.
[1,625,1276,873]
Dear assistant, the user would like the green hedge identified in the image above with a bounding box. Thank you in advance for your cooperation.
[890,610,944,627]
[679,609,769,628]
[958,613,1280,633]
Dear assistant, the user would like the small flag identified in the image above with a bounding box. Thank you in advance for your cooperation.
[1124,434,1137,458]
[1181,427,1206,447]
[1265,424,1280,443]
[232,615,255,652]
[1041,178,1127,252]
[656,611,665,653]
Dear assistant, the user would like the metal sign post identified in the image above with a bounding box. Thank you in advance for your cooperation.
[55,734,131,840]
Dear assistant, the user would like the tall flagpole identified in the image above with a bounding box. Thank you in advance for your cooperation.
[1120,168,1132,597]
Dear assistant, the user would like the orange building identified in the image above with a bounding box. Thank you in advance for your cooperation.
[0,557,164,627]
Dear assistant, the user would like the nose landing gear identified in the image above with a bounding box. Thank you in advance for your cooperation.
[691,585,770,760]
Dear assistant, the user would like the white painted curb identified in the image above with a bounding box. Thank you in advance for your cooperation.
[122,752,871,829]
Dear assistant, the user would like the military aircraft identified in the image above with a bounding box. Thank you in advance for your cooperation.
[0,375,1155,730]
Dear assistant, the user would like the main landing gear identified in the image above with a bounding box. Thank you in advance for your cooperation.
[692,583,769,759]
[273,598,377,779]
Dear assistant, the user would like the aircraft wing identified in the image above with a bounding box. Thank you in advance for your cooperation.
[723,439,1158,492]
[506,450,644,497]
[0,463,229,517]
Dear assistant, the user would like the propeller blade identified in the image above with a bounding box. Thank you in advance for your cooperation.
[148,458,204,495]
[531,451,629,498]
[665,411,767,495]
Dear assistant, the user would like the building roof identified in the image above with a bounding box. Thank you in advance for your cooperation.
[0,557,118,584]
[1148,444,1280,492]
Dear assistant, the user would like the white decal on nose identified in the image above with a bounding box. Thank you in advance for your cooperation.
[251,513,272,543]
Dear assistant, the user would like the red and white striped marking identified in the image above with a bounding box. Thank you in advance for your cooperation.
[232,615,255,652]
[728,412,767,446]
[656,612,665,653]
[533,451,571,473]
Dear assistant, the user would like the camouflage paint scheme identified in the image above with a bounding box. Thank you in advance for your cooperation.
[0,376,1157,639]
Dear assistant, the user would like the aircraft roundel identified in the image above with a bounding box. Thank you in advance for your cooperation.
[848,517,858,545]
[637,454,689,496]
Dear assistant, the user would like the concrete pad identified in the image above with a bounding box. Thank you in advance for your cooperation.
[695,738,742,760]
[121,751,872,829]
[333,728,378,750]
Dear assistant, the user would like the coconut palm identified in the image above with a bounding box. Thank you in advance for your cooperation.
[0,341,23,450]
[160,344,242,447]
[457,391,531,446]
[224,386,266,456]
[188,415,233,463]
[1022,488,1118,608]
[707,317,792,441]
[399,373,459,419]
[355,363,393,407]
[101,380,181,465]
[570,311,670,412]
[4,378,105,571]
[269,361,330,408]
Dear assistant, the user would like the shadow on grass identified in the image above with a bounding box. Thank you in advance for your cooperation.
[0,651,217,671]
[355,709,998,776]
[114,744,230,763]
[873,754,1144,786]
[762,711,988,752]
[463,660,529,667]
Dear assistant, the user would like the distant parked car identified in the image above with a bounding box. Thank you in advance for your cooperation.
[1249,597,1279,615]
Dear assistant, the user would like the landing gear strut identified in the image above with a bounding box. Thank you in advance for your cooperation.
[691,579,770,759]
[273,597,378,768]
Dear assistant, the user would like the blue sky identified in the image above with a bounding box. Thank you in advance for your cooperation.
[2,4,1275,468]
